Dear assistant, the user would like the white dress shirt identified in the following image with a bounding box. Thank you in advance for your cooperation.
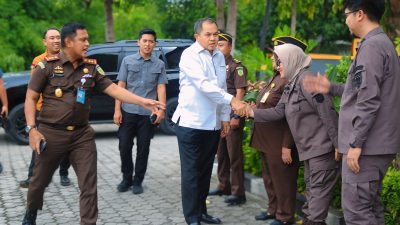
[172,41,233,130]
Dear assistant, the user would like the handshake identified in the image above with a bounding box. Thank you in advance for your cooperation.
[230,97,254,118]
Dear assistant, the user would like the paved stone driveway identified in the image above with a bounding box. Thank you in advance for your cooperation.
[0,125,271,225]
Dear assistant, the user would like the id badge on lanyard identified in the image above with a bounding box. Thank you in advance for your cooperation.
[76,78,86,104]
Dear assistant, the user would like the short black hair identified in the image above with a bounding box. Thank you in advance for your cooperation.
[139,28,157,41]
[42,27,60,39]
[344,0,385,22]
[61,23,86,48]
[194,18,217,34]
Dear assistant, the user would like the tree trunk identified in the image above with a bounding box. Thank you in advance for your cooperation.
[216,0,225,31]
[259,0,273,52]
[226,0,237,51]
[387,0,400,38]
[104,0,115,42]
[290,0,297,36]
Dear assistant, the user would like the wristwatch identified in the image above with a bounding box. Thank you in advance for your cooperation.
[25,125,36,133]
[233,114,240,119]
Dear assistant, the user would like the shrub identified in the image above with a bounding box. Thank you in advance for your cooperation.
[382,166,400,225]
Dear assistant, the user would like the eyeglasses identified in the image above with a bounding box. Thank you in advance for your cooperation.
[343,9,360,18]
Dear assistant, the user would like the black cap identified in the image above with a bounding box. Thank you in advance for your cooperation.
[218,31,233,44]
[272,36,307,51]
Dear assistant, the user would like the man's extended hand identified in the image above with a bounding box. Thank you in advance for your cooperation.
[221,121,230,138]
[29,129,45,155]
[231,97,247,116]
[141,99,166,114]
[303,72,331,94]
[153,109,165,124]
[347,147,362,173]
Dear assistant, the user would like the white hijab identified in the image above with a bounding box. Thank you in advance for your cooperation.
[274,43,311,83]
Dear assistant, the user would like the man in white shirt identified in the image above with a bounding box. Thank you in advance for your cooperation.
[172,18,246,225]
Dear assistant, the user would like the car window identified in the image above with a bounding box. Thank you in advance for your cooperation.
[90,53,119,73]
[164,47,186,70]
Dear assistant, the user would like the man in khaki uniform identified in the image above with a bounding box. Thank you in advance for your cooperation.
[304,0,400,224]
[19,27,72,188]
[208,32,248,205]
[22,22,164,225]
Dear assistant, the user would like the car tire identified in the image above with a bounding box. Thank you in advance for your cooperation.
[159,97,178,135]
[6,103,29,145]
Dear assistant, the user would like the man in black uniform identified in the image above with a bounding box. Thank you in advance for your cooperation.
[209,31,248,205]
[22,23,164,225]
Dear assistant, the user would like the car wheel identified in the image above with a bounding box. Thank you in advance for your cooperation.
[159,97,178,135]
[6,103,29,145]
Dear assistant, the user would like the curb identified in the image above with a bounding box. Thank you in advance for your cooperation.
[243,172,345,225]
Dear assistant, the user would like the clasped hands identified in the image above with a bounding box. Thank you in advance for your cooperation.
[230,97,254,118]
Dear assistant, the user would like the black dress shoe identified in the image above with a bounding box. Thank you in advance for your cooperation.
[19,178,31,188]
[60,176,71,186]
[200,213,221,224]
[224,195,246,205]
[0,162,3,174]
[208,188,225,196]
[22,209,37,225]
[117,179,132,192]
[254,211,275,220]
[132,184,143,194]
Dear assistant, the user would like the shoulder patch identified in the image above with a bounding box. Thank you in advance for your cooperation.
[236,67,244,76]
[45,55,59,61]
[37,61,45,69]
[96,65,105,76]
[314,93,325,103]
[84,58,97,65]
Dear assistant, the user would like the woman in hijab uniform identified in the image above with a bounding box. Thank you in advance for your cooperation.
[246,43,341,225]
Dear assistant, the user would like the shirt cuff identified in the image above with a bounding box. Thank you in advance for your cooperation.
[349,134,365,148]
[223,93,233,105]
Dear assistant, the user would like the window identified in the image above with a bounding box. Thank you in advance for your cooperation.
[90,53,119,72]
[164,47,186,70]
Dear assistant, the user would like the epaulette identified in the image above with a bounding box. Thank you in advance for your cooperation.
[36,61,46,69]
[45,55,59,61]
[83,58,97,65]
[233,58,241,64]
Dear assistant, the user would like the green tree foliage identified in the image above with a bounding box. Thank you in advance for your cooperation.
[382,167,400,225]
[0,0,104,71]
[156,0,215,39]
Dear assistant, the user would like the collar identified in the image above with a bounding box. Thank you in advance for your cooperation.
[193,41,220,56]
[59,52,84,67]
[134,52,155,62]
[357,27,383,51]
[225,55,233,64]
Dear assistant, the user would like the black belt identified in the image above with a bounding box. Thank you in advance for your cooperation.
[41,123,87,131]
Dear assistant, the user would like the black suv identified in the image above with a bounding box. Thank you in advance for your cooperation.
[1,39,193,144]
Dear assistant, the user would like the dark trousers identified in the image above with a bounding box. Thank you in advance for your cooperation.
[118,110,154,185]
[28,151,70,178]
[216,118,245,196]
[28,111,71,178]
[259,148,299,222]
[342,154,395,225]
[302,151,340,222]
[27,124,98,225]
[175,124,220,224]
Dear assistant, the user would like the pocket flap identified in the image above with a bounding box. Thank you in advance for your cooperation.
[344,169,380,183]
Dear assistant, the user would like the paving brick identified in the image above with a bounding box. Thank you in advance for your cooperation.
[0,125,268,225]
